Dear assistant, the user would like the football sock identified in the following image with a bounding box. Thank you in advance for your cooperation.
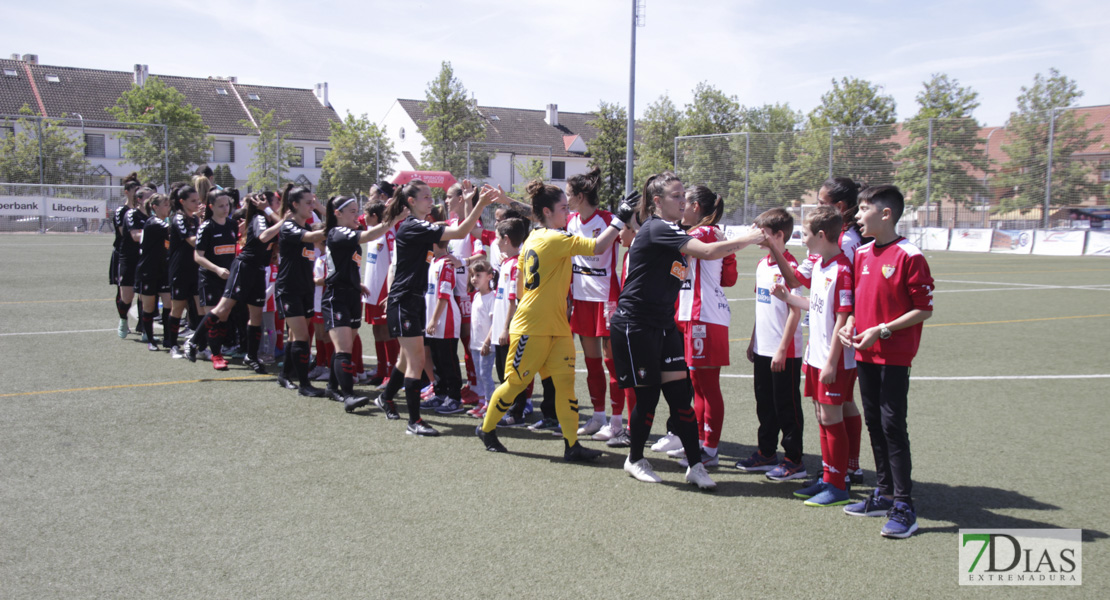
[845,412,862,471]
[824,419,849,491]
[662,378,701,466]
[584,356,606,413]
[374,341,388,378]
[246,325,262,359]
[333,352,355,395]
[293,341,312,386]
[819,423,831,484]
[628,385,660,463]
[164,316,180,349]
[382,367,404,401]
[116,296,131,319]
[604,358,621,416]
[549,372,579,447]
[142,310,156,343]
[352,335,363,373]
[404,377,422,424]
[691,368,724,448]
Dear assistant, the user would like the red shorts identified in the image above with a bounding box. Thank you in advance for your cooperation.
[804,363,857,406]
[569,299,610,337]
[364,302,386,325]
[682,321,730,367]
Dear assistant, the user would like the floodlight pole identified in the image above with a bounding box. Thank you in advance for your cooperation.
[624,0,643,198]
[1043,108,1057,229]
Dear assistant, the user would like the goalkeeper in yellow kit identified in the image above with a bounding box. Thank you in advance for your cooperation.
[477,180,634,460]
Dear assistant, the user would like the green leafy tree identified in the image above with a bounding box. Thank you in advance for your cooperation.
[997,68,1103,212]
[240,107,295,192]
[676,83,742,199]
[107,76,211,185]
[0,105,90,185]
[214,164,236,189]
[729,103,803,212]
[895,74,990,221]
[633,94,682,186]
[510,158,547,201]
[316,113,397,198]
[419,61,485,181]
[585,101,627,210]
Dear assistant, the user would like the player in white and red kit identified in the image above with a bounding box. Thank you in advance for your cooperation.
[839,185,933,539]
[445,182,487,404]
[424,240,464,413]
[361,186,400,386]
[565,168,623,439]
[674,186,736,468]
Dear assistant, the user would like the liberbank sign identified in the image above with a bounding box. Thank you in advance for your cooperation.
[0,196,106,218]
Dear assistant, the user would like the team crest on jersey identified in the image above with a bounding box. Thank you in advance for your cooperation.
[403,320,411,330]
[882,265,896,279]
[669,261,688,280]
[637,368,647,380]
[593,228,601,237]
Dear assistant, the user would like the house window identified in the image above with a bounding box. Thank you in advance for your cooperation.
[84,133,106,158]
[213,140,235,163]
[288,147,304,168]
[3,69,17,77]
[315,148,328,168]
[399,127,405,141]
[551,160,566,180]
[0,126,13,139]
[248,93,260,101]
[1102,169,1110,182]
[45,74,60,83]
[216,88,228,96]
[472,156,490,178]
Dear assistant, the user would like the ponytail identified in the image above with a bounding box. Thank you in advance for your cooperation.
[566,167,601,208]
[281,182,312,218]
[822,176,863,234]
[145,193,168,215]
[640,171,682,223]
[383,179,426,223]
[325,195,358,231]
[686,185,724,228]
[526,179,564,225]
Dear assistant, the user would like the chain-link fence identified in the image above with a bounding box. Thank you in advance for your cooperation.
[675,107,1107,231]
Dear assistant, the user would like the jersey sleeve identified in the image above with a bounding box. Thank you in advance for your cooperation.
[282,221,305,243]
[653,221,694,251]
[411,221,445,245]
[794,255,817,288]
[470,235,486,256]
[558,232,598,257]
[506,261,518,301]
[195,222,211,253]
[437,262,455,298]
[721,252,738,287]
[125,210,140,232]
[905,254,935,311]
[834,262,854,313]
[172,214,187,237]
[249,215,267,239]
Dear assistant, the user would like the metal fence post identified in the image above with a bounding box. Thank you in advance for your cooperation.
[925,118,933,226]
[1043,108,1056,229]
[827,127,834,178]
[376,137,381,182]
[37,117,44,233]
[163,125,169,192]
[743,132,750,223]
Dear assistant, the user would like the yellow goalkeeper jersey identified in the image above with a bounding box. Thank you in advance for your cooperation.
[510,228,597,337]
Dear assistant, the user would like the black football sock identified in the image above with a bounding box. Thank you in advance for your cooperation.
[282,340,297,380]
[662,378,701,466]
[141,310,156,343]
[161,306,171,333]
[165,316,180,349]
[628,385,662,463]
[404,377,423,424]
[382,367,405,401]
[540,377,557,420]
[333,352,355,395]
[247,325,262,359]
[116,296,130,319]
[293,341,313,386]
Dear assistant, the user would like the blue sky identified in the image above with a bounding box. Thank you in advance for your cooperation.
[11,0,1109,126]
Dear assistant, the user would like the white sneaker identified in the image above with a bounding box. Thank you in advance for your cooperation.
[199,348,212,360]
[592,423,624,441]
[651,432,682,453]
[577,413,605,436]
[685,462,717,490]
[170,346,186,359]
[357,371,371,384]
[679,452,719,468]
[314,367,331,382]
[307,364,327,380]
[624,457,662,483]
[666,447,686,459]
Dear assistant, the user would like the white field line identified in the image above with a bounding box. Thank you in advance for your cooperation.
[572,370,1108,381]
[0,328,115,336]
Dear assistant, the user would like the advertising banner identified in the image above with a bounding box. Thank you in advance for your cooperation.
[44,198,106,219]
[0,196,45,217]
[991,230,1034,254]
[1033,230,1086,256]
[948,228,992,252]
[1083,230,1110,256]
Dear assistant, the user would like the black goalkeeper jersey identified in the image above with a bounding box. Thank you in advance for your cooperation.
[277,220,315,293]
[237,214,274,268]
[325,226,363,291]
[611,215,694,329]
[168,213,199,277]
[387,216,445,301]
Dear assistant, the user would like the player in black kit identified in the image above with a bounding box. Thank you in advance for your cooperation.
[119,184,154,340]
[318,195,402,409]
[611,172,764,489]
[186,189,238,363]
[184,192,283,372]
[274,184,329,397]
[137,193,172,351]
[166,184,201,358]
[112,174,144,338]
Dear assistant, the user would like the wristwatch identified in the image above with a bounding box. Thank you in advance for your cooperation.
[878,323,892,340]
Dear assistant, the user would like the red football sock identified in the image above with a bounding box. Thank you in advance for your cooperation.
[692,368,724,449]
[603,358,621,416]
[352,334,364,372]
[324,341,335,367]
[584,356,605,413]
[373,340,387,378]
[819,423,831,484]
[274,317,285,351]
[386,339,399,372]
[624,388,636,419]
[691,370,706,443]
[844,412,862,471]
[824,419,848,491]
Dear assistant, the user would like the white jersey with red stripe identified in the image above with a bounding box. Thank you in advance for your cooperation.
[425,255,460,339]
[567,209,619,302]
[839,226,862,264]
[677,225,731,326]
[447,217,483,299]
[803,253,856,370]
[490,255,518,342]
[362,223,397,305]
[264,264,277,312]
[313,254,325,313]
[753,249,804,358]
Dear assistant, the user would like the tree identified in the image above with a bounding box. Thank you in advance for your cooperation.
[316,113,397,198]
[729,103,803,214]
[676,83,743,198]
[679,82,742,136]
[213,164,236,189]
[510,158,547,201]
[895,74,990,217]
[633,94,682,186]
[997,68,1103,212]
[107,76,212,185]
[239,107,295,192]
[419,61,485,181]
[0,105,90,185]
[585,101,627,210]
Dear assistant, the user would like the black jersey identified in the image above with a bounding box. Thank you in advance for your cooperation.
[168,213,199,276]
[612,216,693,329]
[325,227,363,290]
[236,213,274,268]
[120,208,148,258]
[138,216,170,273]
[195,218,238,276]
[112,205,129,251]
[387,216,444,301]
[277,220,315,292]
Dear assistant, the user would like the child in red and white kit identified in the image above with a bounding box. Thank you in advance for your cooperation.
[361,195,400,387]
[423,239,464,414]
[672,185,736,468]
[466,257,497,417]
[770,206,857,506]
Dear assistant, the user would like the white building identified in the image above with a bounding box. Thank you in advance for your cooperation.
[379,99,597,189]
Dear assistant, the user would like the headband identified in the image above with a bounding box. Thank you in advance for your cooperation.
[336,197,357,212]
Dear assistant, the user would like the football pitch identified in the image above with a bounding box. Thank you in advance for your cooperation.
[1,235,1107,599]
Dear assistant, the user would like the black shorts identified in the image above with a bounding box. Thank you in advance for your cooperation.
[138,269,164,297]
[170,271,198,301]
[322,288,362,331]
[198,274,226,308]
[387,295,426,339]
[222,259,266,307]
[117,253,138,288]
[276,290,315,320]
[610,319,687,388]
[109,249,119,286]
